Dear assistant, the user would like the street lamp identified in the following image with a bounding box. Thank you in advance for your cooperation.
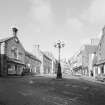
[54,40,65,79]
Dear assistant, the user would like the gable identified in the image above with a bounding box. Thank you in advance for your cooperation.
[5,37,25,60]
[97,31,105,61]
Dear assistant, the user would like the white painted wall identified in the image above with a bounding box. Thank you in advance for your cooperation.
[1,42,5,54]
[98,66,101,74]
[104,64,105,74]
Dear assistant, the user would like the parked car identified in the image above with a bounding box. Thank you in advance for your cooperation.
[95,74,105,82]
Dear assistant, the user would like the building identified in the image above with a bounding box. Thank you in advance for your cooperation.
[34,45,54,75]
[91,38,100,46]
[93,26,105,77]
[60,59,70,75]
[70,44,97,77]
[25,51,41,74]
[0,28,25,76]
[43,53,52,74]
[82,45,97,76]
[69,49,83,76]
[44,51,58,74]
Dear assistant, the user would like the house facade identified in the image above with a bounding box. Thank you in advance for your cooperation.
[70,49,83,76]
[60,59,70,75]
[25,51,41,74]
[93,26,105,77]
[70,44,97,77]
[0,28,25,76]
[44,51,58,74]
[43,54,52,74]
[34,45,57,75]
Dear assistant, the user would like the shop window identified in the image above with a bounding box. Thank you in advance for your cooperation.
[101,66,104,74]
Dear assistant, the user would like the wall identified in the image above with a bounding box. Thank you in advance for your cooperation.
[43,54,52,74]
[6,37,25,64]
[25,55,41,74]
[0,42,7,76]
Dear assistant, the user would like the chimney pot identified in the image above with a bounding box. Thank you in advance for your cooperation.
[35,44,40,49]
[12,27,18,37]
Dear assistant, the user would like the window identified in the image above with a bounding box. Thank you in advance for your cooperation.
[101,66,104,74]
[18,52,23,60]
[11,47,18,59]
[99,43,101,51]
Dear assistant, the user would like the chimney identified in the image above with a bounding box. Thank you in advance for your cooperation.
[12,27,18,37]
[35,44,40,49]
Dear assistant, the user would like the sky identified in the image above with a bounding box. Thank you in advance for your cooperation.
[0,0,105,59]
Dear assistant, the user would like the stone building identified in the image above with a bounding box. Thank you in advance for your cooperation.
[34,45,56,75]
[25,51,41,74]
[93,26,105,77]
[43,54,52,74]
[0,28,25,76]
[60,59,70,75]
[69,49,83,76]
[70,44,97,76]
[44,51,58,74]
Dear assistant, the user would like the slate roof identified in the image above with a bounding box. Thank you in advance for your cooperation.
[25,51,41,63]
[95,59,105,66]
[0,36,13,43]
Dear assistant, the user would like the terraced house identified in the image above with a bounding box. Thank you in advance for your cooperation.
[0,28,25,76]
[69,42,98,77]
[34,45,57,75]
[25,51,41,74]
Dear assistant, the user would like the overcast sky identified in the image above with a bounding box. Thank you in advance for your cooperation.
[0,0,105,59]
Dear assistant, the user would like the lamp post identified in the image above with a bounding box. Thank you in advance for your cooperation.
[54,40,65,79]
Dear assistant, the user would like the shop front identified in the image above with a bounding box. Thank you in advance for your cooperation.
[7,58,25,75]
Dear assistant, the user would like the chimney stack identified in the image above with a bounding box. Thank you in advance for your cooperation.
[35,44,40,49]
[12,27,18,37]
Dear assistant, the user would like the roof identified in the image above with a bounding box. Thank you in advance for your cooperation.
[85,45,97,53]
[0,36,26,52]
[95,59,105,66]
[38,50,52,61]
[93,55,105,66]
[0,36,13,43]
[43,53,52,61]
[25,51,41,63]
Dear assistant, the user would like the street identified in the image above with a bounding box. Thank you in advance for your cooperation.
[0,76,105,105]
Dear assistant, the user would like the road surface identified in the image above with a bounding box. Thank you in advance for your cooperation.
[0,76,105,105]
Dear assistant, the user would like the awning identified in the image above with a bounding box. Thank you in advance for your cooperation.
[7,58,25,65]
